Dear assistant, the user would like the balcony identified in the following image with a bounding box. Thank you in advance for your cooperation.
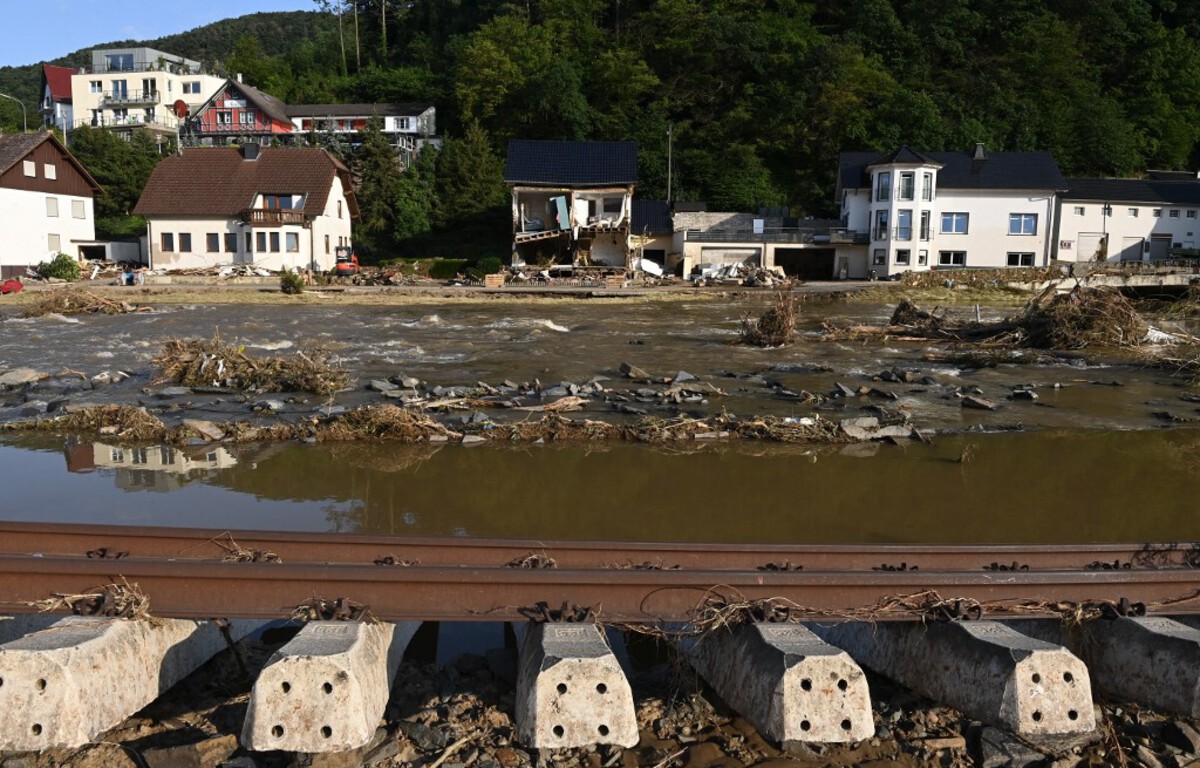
[74,115,180,133]
[241,209,307,227]
[101,90,160,107]
[686,227,864,245]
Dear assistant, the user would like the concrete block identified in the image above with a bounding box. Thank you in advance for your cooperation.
[515,622,638,749]
[242,621,419,753]
[1020,616,1200,718]
[0,616,260,750]
[0,614,65,645]
[689,623,873,744]
[809,620,1094,736]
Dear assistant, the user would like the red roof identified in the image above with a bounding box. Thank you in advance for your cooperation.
[42,65,75,103]
[133,147,358,220]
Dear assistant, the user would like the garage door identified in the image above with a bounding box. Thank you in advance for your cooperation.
[700,247,762,265]
[1120,236,1144,263]
[1076,233,1107,262]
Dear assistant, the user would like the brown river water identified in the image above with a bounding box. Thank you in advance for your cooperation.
[2,295,1198,544]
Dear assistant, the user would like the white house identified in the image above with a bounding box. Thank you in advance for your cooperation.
[835,145,1067,278]
[39,65,75,133]
[504,140,637,269]
[133,145,358,272]
[0,131,102,279]
[1056,175,1200,263]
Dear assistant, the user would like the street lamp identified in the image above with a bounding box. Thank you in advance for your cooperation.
[0,92,28,132]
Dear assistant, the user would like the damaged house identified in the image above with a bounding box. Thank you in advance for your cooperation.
[504,140,636,271]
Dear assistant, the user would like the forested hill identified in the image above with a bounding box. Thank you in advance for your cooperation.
[5,1,1200,217]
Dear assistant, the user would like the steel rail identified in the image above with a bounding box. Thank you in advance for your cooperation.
[0,521,1187,572]
[2,555,1200,622]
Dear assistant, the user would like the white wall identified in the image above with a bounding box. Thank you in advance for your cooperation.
[0,188,96,271]
[1057,200,1200,262]
[309,176,355,273]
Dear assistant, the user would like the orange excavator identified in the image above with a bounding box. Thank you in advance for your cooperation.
[333,246,360,277]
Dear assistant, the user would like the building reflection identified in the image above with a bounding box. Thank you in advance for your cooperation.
[64,441,238,493]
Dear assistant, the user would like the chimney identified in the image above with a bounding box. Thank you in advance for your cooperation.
[971,142,986,174]
[241,143,260,161]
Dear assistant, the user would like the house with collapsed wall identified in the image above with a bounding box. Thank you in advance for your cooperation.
[504,140,636,271]
[0,131,102,279]
[1056,174,1200,264]
[133,144,358,272]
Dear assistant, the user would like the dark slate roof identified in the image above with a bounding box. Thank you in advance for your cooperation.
[632,200,671,234]
[133,147,356,219]
[504,140,637,187]
[839,148,1067,192]
[0,131,101,192]
[286,103,431,118]
[236,82,292,125]
[867,145,942,168]
[1147,170,1199,181]
[1063,177,1200,206]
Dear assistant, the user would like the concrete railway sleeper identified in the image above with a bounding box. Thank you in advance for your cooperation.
[5,614,1200,763]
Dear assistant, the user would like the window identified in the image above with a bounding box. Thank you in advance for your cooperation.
[875,171,891,202]
[161,447,176,466]
[1170,209,1181,218]
[183,81,202,94]
[22,160,34,177]
[256,232,267,252]
[179,233,192,252]
[922,173,933,201]
[131,447,148,465]
[264,194,293,210]
[1007,252,1035,267]
[939,250,966,266]
[896,249,911,265]
[286,232,299,252]
[89,80,102,94]
[1188,210,1197,219]
[1074,206,1085,216]
[919,211,931,240]
[918,249,928,266]
[269,232,280,252]
[337,200,343,219]
[45,197,58,217]
[1153,208,1162,217]
[603,197,623,214]
[1103,205,1112,217]
[72,200,85,219]
[48,233,60,251]
[43,164,56,180]
[1008,213,1037,235]
[110,448,124,462]
[206,233,220,252]
[898,172,915,201]
[216,111,232,125]
[896,210,912,241]
[245,232,253,252]
[1128,208,1139,218]
[161,232,175,252]
[105,53,133,71]
[111,79,128,99]
[239,111,255,126]
[941,212,969,234]
[872,249,886,265]
[874,210,889,240]
[325,234,330,254]
[224,233,237,253]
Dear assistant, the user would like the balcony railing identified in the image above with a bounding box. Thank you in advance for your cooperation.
[72,115,180,132]
[241,209,307,227]
[100,90,159,106]
[686,228,859,245]
[190,121,265,134]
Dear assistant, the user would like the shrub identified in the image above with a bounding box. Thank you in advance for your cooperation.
[477,256,504,275]
[280,271,305,295]
[428,259,469,280]
[37,253,81,282]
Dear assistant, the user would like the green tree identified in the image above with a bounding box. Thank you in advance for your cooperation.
[68,126,170,239]
[394,146,437,242]
[351,117,403,255]
[433,122,506,229]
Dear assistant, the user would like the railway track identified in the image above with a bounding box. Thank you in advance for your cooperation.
[1,523,1199,622]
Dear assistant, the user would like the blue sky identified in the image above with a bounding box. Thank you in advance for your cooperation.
[2,0,318,68]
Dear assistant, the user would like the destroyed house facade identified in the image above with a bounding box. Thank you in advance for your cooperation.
[133,145,358,273]
[504,140,637,270]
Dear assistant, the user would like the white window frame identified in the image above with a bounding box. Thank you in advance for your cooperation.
[921,173,933,201]
[71,200,85,219]
[895,248,911,265]
[875,171,891,202]
[898,172,915,201]
[1170,209,1181,218]
[43,163,56,180]
[1007,252,1035,267]
[1074,206,1085,216]
[1128,208,1139,217]
[1008,213,1038,236]
[45,197,58,217]
[22,160,35,177]
[941,212,969,234]
[48,233,61,252]
[938,250,966,266]
[1153,208,1162,218]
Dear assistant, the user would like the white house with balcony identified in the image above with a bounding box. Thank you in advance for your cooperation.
[1056,174,1200,263]
[133,145,358,272]
[68,47,224,142]
[835,145,1067,278]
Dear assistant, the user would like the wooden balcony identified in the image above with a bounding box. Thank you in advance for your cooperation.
[240,209,307,227]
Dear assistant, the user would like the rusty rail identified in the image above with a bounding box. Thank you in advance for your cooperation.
[0,523,1199,622]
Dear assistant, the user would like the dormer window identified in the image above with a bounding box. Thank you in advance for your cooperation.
[263,194,294,210]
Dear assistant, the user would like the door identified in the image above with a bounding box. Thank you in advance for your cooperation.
[1077,233,1107,262]
[1120,236,1144,263]
[1149,236,1171,261]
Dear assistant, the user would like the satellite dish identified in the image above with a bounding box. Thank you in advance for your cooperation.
[172,100,189,118]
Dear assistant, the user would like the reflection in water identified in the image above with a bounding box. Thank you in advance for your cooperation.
[65,441,239,493]
[2,427,1198,545]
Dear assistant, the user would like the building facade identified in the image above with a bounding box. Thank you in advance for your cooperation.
[39,65,75,133]
[0,132,101,278]
[133,145,358,272]
[1057,176,1200,263]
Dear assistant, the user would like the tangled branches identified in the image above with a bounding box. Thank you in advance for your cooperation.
[154,334,349,395]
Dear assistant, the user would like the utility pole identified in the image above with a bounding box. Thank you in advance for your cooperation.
[0,92,28,132]
[666,123,673,205]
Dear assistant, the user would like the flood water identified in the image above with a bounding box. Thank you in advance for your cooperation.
[2,296,1198,545]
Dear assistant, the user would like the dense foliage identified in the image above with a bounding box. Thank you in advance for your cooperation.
[36,252,81,281]
[67,127,172,239]
[6,1,1200,254]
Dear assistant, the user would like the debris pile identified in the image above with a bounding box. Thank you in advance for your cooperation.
[153,334,349,395]
[21,288,150,318]
[7,404,168,441]
[738,292,797,346]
